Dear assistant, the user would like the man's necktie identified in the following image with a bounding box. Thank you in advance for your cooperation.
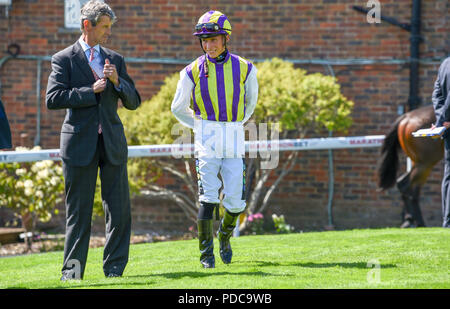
[89,47,95,62]
[89,47,102,134]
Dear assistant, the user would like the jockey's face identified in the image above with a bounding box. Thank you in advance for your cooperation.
[201,35,229,59]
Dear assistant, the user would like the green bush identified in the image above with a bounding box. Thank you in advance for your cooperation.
[117,73,198,220]
[0,146,64,232]
[119,73,181,146]
[254,57,353,134]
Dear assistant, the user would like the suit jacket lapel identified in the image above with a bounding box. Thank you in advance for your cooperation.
[100,47,111,67]
[72,41,96,83]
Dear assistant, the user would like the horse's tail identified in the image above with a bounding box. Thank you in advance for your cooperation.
[377,115,405,190]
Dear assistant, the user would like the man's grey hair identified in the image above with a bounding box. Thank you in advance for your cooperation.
[80,0,117,30]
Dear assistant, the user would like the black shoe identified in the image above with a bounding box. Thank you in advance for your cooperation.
[217,210,240,264]
[198,219,215,268]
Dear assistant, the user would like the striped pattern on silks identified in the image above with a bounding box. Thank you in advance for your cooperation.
[198,10,232,35]
[185,52,253,122]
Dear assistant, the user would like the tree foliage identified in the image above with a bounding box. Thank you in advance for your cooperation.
[254,58,352,136]
[120,73,181,146]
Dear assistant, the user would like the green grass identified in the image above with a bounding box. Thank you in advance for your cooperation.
[0,228,449,289]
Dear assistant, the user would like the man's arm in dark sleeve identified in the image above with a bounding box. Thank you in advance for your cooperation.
[114,56,141,111]
[46,53,98,110]
[432,59,450,126]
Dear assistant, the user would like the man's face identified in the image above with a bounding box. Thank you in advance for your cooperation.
[201,35,229,59]
[85,15,113,45]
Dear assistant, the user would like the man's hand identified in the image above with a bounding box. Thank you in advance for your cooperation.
[103,59,119,87]
[92,78,107,93]
[432,122,450,129]
[430,122,450,139]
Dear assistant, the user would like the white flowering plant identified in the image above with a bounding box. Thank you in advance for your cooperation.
[0,146,64,233]
[272,214,295,234]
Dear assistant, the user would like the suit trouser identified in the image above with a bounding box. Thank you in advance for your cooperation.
[442,136,450,228]
[61,134,131,278]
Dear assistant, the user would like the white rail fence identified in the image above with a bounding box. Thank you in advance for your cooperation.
[0,135,385,163]
[0,135,385,232]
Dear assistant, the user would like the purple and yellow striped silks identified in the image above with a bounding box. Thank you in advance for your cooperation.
[186,52,253,122]
[198,10,232,36]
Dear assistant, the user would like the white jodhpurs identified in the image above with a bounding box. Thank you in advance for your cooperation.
[196,157,246,214]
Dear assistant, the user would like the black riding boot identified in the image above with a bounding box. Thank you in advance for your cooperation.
[198,219,215,268]
[217,210,240,264]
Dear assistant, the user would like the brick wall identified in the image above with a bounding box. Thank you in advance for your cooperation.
[0,0,448,232]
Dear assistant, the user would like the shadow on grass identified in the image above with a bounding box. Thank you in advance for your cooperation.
[130,270,285,280]
[35,270,288,289]
[251,261,397,269]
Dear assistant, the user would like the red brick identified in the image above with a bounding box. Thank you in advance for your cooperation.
[0,0,445,231]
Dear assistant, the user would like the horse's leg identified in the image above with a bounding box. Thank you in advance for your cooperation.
[406,162,433,227]
[396,172,416,228]
[410,185,426,227]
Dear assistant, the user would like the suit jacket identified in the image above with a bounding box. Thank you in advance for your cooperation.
[432,57,450,128]
[46,41,141,166]
[0,98,12,149]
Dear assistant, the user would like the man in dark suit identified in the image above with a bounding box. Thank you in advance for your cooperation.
[0,99,12,149]
[431,56,450,228]
[46,0,141,280]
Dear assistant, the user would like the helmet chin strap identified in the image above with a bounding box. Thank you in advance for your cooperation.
[199,35,228,78]
[215,49,228,63]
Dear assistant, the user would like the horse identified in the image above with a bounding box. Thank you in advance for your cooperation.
[377,105,444,227]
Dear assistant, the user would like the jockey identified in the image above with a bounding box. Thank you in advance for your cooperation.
[171,10,258,268]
